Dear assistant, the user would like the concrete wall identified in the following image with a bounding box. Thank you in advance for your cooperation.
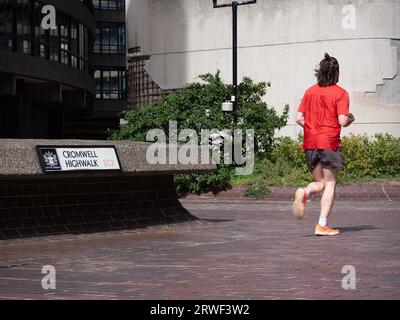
[0,139,215,239]
[126,0,400,137]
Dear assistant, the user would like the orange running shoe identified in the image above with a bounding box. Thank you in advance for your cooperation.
[314,224,340,236]
[292,188,307,219]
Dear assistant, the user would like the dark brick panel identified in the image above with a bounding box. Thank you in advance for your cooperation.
[0,175,196,239]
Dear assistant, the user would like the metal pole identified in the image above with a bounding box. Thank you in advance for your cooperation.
[232,0,238,119]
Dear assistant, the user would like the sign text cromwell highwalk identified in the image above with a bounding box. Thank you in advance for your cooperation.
[36,146,122,173]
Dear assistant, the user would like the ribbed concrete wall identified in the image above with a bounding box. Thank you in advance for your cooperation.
[126,0,400,137]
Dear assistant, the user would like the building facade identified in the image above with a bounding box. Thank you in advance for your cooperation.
[0,0,127,139]
[126,0,400,138]
[89,0,127,138]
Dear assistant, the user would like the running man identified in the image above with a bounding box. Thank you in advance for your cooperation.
[292,53,355,236]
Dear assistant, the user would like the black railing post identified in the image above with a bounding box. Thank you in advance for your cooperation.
[213,1,256,120]
[232,0,238,118]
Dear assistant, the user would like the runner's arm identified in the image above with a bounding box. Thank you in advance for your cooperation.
[339,113,355,128]
[295,112,305,128]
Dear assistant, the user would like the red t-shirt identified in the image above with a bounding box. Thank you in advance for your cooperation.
[298,84,350,150]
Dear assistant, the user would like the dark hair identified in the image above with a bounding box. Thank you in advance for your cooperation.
[314,53,340,87]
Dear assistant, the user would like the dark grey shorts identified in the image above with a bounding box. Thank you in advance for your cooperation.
[305,149,345,172]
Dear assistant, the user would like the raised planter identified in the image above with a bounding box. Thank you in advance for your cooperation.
[0,139,216,239]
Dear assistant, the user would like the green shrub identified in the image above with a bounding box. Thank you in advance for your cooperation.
[247,157,312,187]
[271,135,308,173]
[367,134,400,177]
[246,134,400,188]
[244,180,270,199]
[111,72,289,194]
[341,135,372,178]
[174,166,234,196]
[340,134,400,180]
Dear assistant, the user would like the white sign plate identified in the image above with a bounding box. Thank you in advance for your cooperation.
[36,146,122,172]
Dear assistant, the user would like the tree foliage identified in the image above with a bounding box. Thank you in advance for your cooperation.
[111,72,289,194]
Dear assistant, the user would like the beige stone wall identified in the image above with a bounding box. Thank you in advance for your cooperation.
[126,0,400,137]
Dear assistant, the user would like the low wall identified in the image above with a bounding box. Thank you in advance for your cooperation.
[0,139,216,239]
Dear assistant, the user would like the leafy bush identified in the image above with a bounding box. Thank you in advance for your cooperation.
[271,135,308,173]
[244,135,311,186]
[340,135,372,178]
[244,180,270,199]
[174,165,234,196]
[238,134,400,191]
[341,134,400,179]
[367,134,400,177]
[111,72,289,194]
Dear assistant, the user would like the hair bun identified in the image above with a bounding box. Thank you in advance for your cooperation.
[324,53,331,60]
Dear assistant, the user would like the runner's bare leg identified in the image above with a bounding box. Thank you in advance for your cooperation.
[305,164,325,195]
[320,168,339,218]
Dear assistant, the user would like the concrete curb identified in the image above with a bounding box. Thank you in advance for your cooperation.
[181,184,400,201]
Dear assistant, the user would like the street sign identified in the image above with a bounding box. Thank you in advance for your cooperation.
[36,146,122,173]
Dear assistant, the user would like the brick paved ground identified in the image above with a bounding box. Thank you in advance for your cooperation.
[0,199,399,300]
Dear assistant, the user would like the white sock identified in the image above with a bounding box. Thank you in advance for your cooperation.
[318,217,328,227]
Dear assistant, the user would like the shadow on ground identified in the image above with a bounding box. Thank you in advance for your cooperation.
[202,218,235,223]
[0,205,199,241]
[302,225,378,237]
[337,225,379,233]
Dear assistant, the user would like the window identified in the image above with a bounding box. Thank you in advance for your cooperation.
[0,36,12,51]
[0,0,13,51]
[79,23,88,72]
[94,26,101,53]
[15,0,32,54]
[94,70,101,99]
[94,23,125,54]
[0,0,91,74]
[49,26,59,61]
[95,69,127,100]
[34,1,48,58]
[70,20,78,68]
[0,0,13,33]
[59,14,69,65]
[93,0,125,11]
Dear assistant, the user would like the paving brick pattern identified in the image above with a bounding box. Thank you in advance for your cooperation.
[0,199,398,300]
